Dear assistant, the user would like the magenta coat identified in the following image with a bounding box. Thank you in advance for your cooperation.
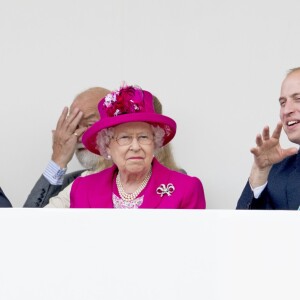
[70,158,206,209]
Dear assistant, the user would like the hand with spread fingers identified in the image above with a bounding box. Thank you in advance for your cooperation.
[51,106,86,169]
[249,122,298,188]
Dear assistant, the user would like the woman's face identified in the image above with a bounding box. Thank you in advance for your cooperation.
[107,122,155,175]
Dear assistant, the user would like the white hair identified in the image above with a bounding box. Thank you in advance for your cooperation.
[151,125,165,150]
[96,127,114,159]
[95,123,166,158]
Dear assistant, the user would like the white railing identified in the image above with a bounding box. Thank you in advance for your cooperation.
[0,209,299,300]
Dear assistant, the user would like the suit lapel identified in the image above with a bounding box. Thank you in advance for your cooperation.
[286,151,300,210]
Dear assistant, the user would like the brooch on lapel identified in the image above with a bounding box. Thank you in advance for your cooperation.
[156,183,175,197]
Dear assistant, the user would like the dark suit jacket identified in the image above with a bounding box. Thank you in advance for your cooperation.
[237,152,300,210]
[23,170,84,207]
[0,187,12,207]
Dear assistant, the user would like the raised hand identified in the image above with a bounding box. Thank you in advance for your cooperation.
[51,107,86,168]
[249,122,298,188]
[251,122,297,168]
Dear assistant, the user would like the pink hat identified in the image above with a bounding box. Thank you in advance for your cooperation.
[82,85,177,155]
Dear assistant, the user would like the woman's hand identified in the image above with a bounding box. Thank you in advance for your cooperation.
[249,122,298,188]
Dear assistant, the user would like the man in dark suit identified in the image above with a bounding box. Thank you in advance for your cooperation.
[237,67,300,209]
[0,187,12,207]
[24,87,111,207]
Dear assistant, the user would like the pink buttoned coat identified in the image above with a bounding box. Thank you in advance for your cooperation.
[70,158,206,209]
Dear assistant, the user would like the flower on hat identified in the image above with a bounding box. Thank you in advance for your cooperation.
[103,85,145,117]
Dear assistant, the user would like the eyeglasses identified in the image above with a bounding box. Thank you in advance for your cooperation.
[113,134,154,146]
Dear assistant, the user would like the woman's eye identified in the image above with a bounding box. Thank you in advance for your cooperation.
[118,136,131,143]
[139,135,149,140]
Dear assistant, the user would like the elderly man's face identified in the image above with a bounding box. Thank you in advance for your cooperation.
[280,70,300,145]
[70,92,101,169]
[70,93,100,136]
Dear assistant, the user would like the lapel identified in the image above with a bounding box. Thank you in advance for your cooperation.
[91,165,117,208]
[141,158,173,208]
[286,151,300,210]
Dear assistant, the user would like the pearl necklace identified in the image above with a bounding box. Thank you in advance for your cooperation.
[116,168,152,201]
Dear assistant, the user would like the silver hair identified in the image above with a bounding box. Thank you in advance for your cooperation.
[151,125,165,151]
[96,127,114,159]
[96,124,166,158]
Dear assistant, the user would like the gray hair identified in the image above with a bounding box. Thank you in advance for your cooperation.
[96,127,114,159]
[152,125,165,153]
[96,124,165,159]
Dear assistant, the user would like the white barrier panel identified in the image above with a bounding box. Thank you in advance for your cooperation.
[0,209,299,300]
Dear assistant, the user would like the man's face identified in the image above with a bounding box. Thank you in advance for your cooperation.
[70,93,100,137]
[279,70,300,144]
[70,92,101,168]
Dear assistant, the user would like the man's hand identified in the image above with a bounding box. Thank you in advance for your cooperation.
[51,107,86,169]
[249,122,298,188]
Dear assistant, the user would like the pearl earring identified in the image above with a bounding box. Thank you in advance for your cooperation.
[107,155,111,160]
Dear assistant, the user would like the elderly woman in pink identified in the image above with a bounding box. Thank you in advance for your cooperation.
[70,85,206,209]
